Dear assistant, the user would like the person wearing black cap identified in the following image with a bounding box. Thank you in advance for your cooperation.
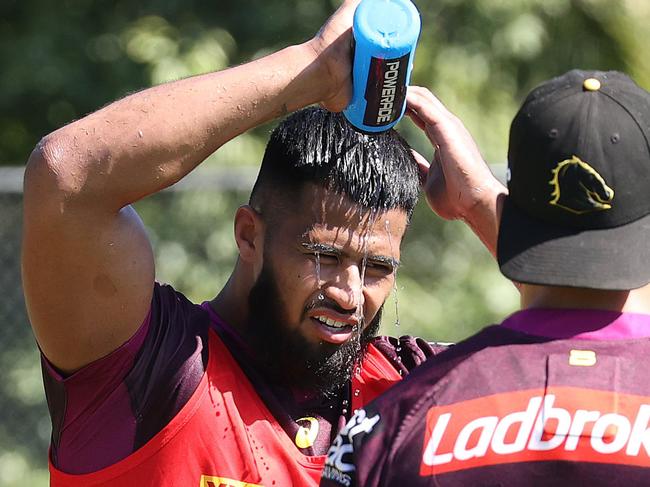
[320,70,650,487]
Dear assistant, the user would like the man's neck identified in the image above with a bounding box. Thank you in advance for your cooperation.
[520,283,650,314]
[209,266,252,335]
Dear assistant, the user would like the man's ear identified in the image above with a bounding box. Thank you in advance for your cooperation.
[234,205,264,263]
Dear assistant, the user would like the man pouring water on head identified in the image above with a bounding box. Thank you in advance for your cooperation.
[22,0,505,485]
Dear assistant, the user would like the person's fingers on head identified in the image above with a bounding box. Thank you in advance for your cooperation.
[409,85,435,103]
[407,91,447,139]
[406,86,430,115]
[411,148,430,168]
[432,146,451,181]
[407,87,462,146]
[407,86,448,117]
[406,106,426,131]
[430,148,449,201]
[434,144,444,165]
[426,148,447,203]
[406,102,444,152]
[411,149,430,186]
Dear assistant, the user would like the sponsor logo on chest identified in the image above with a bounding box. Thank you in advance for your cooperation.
[421,387,650,475]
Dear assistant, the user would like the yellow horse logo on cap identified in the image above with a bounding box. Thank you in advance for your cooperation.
[549,155,614,214]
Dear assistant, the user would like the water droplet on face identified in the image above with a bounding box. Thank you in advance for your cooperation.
[385,219,400,327]
[357,207,380,324]
[315,252,322,288]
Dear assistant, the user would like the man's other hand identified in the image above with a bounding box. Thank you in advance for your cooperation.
[406,86,507,256]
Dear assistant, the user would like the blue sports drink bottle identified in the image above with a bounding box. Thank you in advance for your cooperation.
[343,0,421,133]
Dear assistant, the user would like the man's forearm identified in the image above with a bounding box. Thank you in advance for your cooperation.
[31,42,329,210]
[462,184,507,258]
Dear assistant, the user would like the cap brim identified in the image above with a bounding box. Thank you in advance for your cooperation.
[497,197,650,290]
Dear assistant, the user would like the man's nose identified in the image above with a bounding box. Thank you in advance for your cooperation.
[322,263,365,313]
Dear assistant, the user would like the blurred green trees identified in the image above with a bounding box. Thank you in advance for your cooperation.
[3,0,650,166]
[2,0,649,485]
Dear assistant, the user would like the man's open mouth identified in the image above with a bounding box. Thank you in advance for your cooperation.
[309,312,359,344]
[314,315,352,329]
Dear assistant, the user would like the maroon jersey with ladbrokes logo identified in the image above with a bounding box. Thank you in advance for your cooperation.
[321,309,650,487]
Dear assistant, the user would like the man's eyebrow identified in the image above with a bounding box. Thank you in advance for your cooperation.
[300,242,342,254]
[300,242,400,268]
[368,254,401,269]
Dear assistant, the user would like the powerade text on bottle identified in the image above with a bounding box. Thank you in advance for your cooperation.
[344,0,421,133]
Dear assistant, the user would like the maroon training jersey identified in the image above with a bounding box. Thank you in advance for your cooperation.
[42,282,445,475]
[321,309,650,487]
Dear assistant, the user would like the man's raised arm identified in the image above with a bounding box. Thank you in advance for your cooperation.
[22,1,359,373]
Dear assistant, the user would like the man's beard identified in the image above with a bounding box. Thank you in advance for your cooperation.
[246,262,382,397]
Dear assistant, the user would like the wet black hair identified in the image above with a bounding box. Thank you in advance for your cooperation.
[249,106,419,219]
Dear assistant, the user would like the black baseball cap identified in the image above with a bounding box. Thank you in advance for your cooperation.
[497,70,650,290]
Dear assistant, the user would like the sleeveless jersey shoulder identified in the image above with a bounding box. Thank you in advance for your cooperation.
[125,283,211,449]
[43,282,211,474]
